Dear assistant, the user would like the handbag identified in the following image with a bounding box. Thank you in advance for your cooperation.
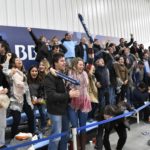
[0,94,10,109]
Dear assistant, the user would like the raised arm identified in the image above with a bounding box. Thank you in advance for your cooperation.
[27,27,39,45]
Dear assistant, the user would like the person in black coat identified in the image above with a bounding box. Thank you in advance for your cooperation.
[115,34,134,55]
[93,39,102,54]
[143,51,150,86]
[138,44,144,60]
[75,37,88,63]
[130,41,139,57]
[44,53,80,150]
[0,41,16,93]
[95,58,110,109]
[27,28,50,63]
[95,103,131,150]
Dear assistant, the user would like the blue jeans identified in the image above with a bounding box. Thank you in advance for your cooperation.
[48,114,62,150]
[48,113,70,150]
[34,104,47,128]
[109,85,116,105]
[126,86,132,105]
[59,114,70,150]
[68,105,88,133]
[98,87,109,109]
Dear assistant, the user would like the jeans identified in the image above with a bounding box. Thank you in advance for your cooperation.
[34,104,47,128]
[59,115,70,150]
[126,86,133,105]
[68,105,88,133]
[0,108,6,146]
[48,113,70,150]
[48,114,62,150]
[109,85,116,105]
[98,87,110,109]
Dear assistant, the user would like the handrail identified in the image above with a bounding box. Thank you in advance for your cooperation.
[2,102,150,150]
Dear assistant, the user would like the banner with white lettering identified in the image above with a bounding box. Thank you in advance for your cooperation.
[0,26,119,70]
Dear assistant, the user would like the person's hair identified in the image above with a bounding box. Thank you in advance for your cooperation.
[119,38,124,42]
[94,39,98,42]
[65,33,70,37]
[11,57,25,72]
[50,36,58,45]
[119,55,125,61]
[51,36,57,41]
[0,41,9,52]
[86,64,93,73]
[52,45,59,50]
[114,54,120,61]
[39,59,50,74]
[104,105,117,116]
[138,82,147,90]
[71,57,83,71]
[27,65,41,84]
[39,35,46,41]
[108,43,115,48]
[52,52,64,68]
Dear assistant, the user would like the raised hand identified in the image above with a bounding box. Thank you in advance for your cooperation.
[27,27,32,32]
[69,89,80,98]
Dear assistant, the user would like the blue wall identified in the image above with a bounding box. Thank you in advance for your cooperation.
[0,26,119,70]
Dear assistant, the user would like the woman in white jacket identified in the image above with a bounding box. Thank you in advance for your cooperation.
[2,53,35,138]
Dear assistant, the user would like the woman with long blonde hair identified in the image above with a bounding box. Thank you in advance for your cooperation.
[38,59,50,78]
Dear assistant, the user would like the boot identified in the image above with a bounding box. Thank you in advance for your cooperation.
[80,133,87,150]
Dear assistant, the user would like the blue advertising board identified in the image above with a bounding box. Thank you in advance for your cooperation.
[0,26,119,70]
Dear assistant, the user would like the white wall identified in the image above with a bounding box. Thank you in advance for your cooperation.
[0,0,150,46]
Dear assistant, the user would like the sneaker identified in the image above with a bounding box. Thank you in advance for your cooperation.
[0,145,7,149]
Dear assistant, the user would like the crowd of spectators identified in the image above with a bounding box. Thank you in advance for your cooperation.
[0,28,150,150]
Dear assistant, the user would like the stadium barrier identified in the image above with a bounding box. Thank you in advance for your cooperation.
[2,102,150,150]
